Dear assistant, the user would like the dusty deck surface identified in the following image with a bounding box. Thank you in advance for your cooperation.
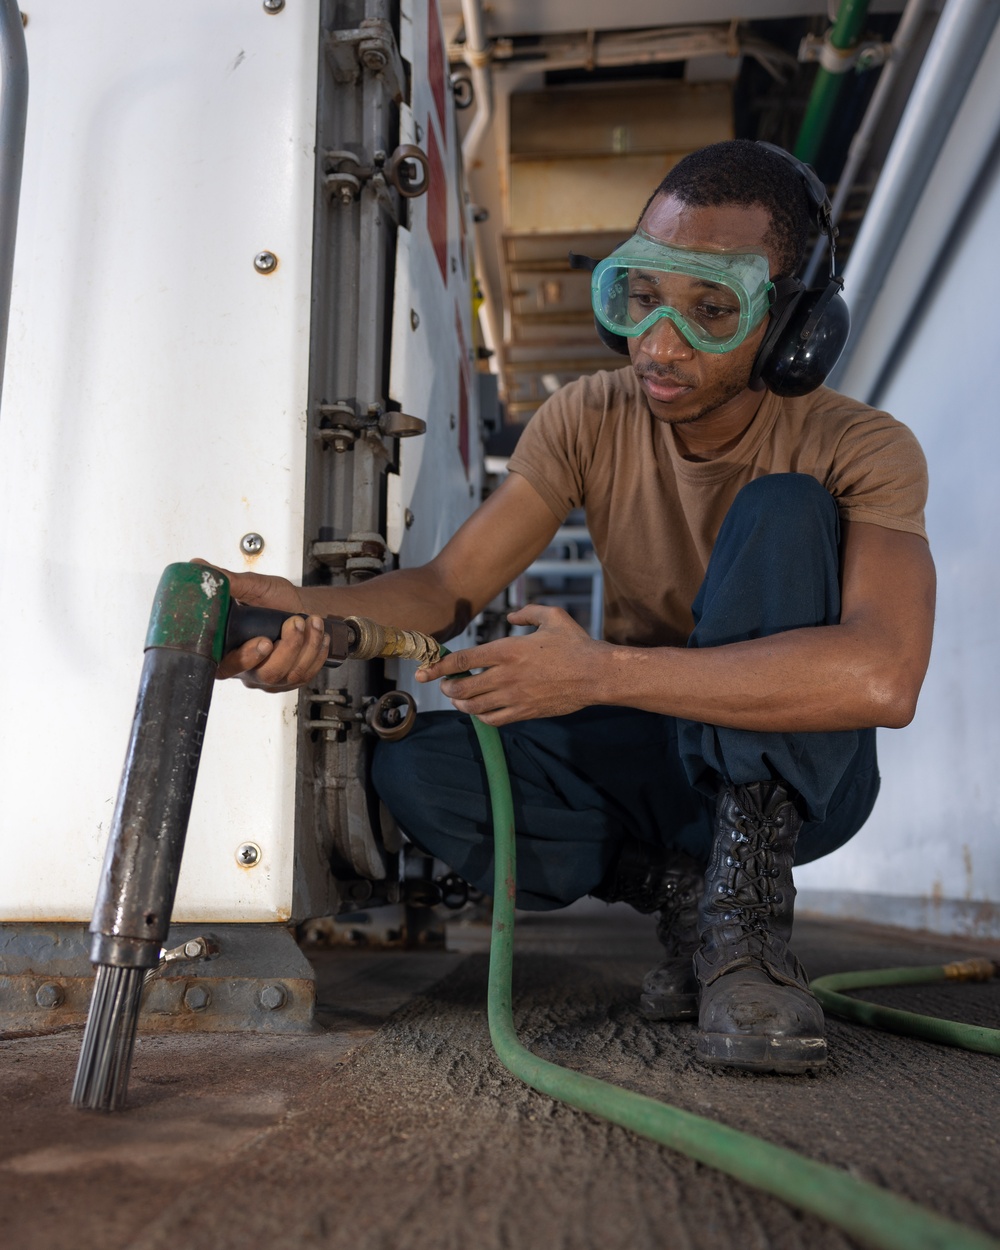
[1,910,998,1250]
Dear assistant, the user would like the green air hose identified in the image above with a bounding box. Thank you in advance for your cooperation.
[449,680,1000,1250]
[812,963,1000,1055]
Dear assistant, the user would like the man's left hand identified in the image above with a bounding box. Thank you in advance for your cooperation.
[416,604,606,725]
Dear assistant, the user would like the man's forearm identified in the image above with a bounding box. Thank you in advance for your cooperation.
[592,623,924,733]
[298,566,474,641]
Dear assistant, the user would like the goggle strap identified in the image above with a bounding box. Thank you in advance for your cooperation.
[769,275,805,313]
[568,251,599,273]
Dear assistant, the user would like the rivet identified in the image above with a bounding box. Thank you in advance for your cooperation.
[35,983,63,1009]
[236,842,262,867]
[254,250,278,274]
[410,309,419,330]
[240,532,265,555]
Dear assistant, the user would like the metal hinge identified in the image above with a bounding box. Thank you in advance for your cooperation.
[304,690,416,740]
[311,531,387,577]
[325,18,405,101]
[316,400,426,452]
[323,145,430,208]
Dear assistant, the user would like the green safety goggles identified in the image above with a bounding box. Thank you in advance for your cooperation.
[591,232,775,354]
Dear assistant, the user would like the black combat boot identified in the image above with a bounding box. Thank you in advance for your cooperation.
[593,840,703,1020]
[638,856,703,1020]
[694,782,827,1073]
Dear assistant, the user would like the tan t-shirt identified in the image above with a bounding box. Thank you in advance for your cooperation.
[507,367,928,648]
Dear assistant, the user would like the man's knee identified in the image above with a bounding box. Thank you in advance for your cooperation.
[730,472,837,533]
[371,712,467,816]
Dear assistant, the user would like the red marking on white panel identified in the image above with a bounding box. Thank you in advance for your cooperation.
[428,0,447,141]
[427,117,448,286]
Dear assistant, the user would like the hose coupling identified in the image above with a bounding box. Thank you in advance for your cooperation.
[942,958,997,981]
[343,616,441,666]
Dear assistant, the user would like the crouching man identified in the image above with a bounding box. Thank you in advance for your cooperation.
[211,140,935,1074]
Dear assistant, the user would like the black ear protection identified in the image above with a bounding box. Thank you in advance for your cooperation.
[747,142,849,397]
[570,143,850,398]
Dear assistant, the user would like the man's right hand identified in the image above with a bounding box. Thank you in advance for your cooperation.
[193,562,331,691]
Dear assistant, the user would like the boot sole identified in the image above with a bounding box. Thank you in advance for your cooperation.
[697,1031,827,1074]
[639,991,698,1021]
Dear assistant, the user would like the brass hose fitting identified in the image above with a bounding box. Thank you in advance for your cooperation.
[343,616,441,666]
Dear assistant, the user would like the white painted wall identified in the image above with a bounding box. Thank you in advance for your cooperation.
[0,1,320,923]
[796,123,1000,938]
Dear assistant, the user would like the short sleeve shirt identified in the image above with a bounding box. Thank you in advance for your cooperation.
[507,367,928,647]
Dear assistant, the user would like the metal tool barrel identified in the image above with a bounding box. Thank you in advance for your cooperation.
[74,563,231,1110]
[89,648,217,968]
[87,563,231,967]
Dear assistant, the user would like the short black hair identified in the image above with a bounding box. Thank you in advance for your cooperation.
[640,140,812,278]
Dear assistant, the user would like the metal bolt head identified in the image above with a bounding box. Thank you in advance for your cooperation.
[183,985,211,1011]
[361,48,388,72]
[236,842,261,866]
[262,0,285,10]
[253,250,278,274]
[183,939,205,959]
[240,532,265,555]
[35,983,63,1009]
[259,984,287,1011]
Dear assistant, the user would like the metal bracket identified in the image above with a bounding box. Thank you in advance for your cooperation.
[325,18,405,101]
[0,923,314,1035]
[798,31,890,73]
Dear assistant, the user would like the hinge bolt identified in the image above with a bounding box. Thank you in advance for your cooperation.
[183,985,211,1011]
[240,532,265,555]
[259,984,287,1010]
[262,0,285,12]
[253,251,278,274]
[236,842,261,867]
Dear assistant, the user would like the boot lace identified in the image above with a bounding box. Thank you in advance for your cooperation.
[713,785,786,935]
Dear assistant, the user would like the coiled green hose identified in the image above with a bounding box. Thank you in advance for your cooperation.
[461,705,1000,1250]
[812,964,1000,1054]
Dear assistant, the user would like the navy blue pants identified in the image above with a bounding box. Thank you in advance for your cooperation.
[372,475,880,909]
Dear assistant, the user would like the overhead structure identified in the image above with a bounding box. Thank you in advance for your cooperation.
[443,0,922,426]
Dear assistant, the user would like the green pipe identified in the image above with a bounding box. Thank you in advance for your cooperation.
[813,963,1000,1055]
[454,687,999,1250]
[794,0,872,168]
